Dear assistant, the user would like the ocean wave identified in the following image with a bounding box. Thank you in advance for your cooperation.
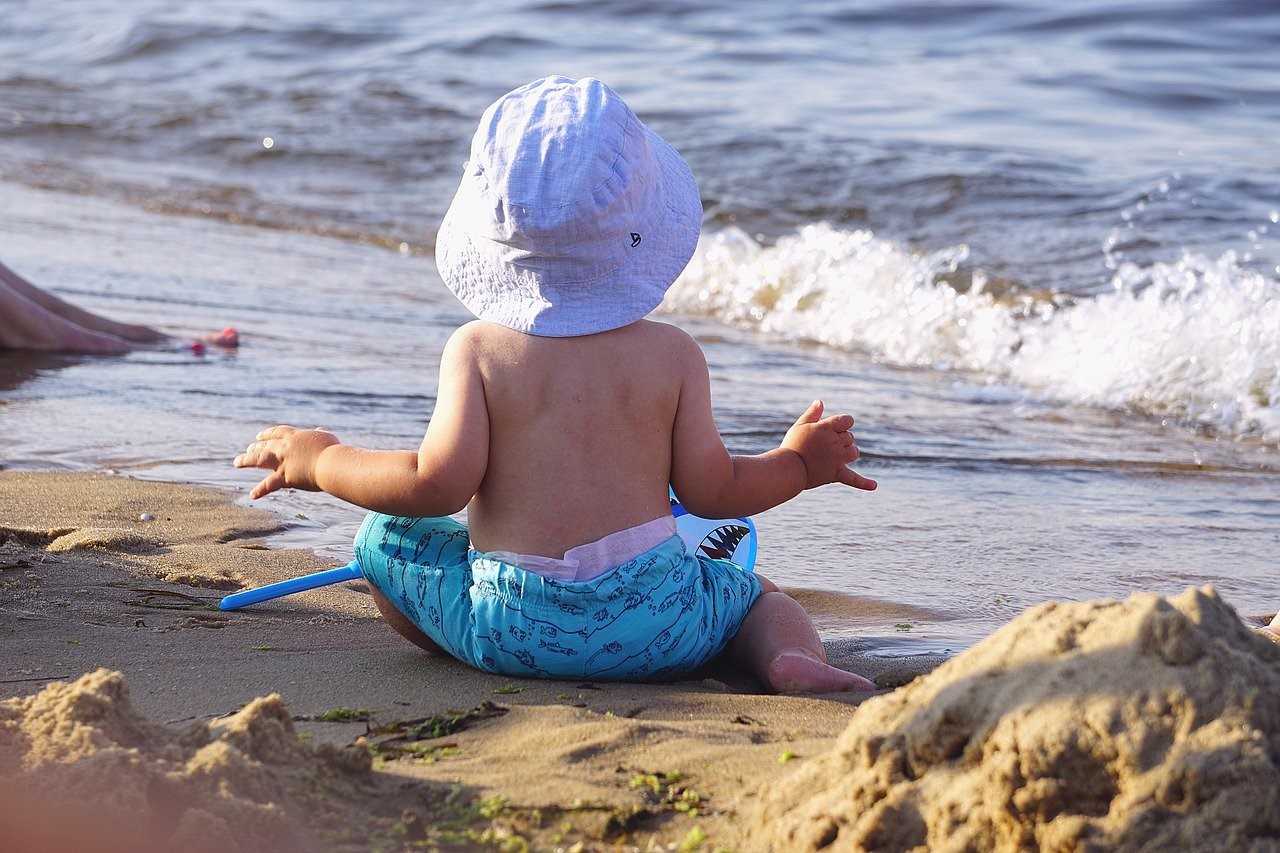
[663,223,1280,440]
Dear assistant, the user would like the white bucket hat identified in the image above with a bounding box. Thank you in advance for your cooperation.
[435,76,702,337]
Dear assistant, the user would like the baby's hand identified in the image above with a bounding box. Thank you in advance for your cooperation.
[782,400,878,491]
[233,425,341,499]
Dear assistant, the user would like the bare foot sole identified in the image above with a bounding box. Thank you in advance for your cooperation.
[765,650,877,694]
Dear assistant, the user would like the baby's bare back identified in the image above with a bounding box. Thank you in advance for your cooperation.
[464,319,690,558]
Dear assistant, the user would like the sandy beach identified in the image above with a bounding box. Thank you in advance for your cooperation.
[2,471,1278,851]
[4,1,1278,848]
[0,471,942,851]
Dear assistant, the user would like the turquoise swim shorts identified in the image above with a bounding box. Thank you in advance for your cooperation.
[353,513,763,680]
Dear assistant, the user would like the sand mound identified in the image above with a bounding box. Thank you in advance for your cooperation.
[747,587,1280,851]
[0,669,389,852]
[45,526,161,554]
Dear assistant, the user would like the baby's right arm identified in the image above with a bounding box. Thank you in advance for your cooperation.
[669,335,875,519]
[234,324,489,517]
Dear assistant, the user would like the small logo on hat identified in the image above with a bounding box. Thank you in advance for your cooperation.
[630,232,642,247]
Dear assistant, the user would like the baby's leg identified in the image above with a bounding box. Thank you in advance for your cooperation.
[727,575,876,694]
[369,587,447,655]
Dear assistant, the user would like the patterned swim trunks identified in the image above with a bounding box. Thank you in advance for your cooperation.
[353,512,763,680]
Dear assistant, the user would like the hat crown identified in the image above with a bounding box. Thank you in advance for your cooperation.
[436,76,702,337]
[468,76,651,263]
[475,76,636,209]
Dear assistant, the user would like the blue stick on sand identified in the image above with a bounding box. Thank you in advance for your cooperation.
[219,561,363,611]
[219,498,757,611]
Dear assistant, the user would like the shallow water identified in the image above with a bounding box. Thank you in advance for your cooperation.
[2,0,1278,654]
[4,180,1276,656]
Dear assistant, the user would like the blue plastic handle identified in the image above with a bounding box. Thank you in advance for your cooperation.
[219,561,363,611]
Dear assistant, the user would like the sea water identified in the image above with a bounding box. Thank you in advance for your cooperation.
[1,0,1277,655]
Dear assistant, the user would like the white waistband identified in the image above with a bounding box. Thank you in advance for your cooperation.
[487,515,677,583]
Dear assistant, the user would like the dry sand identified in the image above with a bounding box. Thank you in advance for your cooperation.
[1,471,1277,851]
[748,587,1280,851]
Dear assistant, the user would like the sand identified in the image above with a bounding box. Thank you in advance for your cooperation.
[747,588,1280,851]
[2,471,1278,851]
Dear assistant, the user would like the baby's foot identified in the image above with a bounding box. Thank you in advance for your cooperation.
[765,650,877,694]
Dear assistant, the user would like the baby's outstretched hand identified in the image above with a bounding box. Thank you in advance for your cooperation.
[234,425,340,499]
[782,400,878,492]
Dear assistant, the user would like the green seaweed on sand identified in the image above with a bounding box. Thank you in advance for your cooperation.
[365,700,509,760]
[622,768,707,820]
[310,706,374,723]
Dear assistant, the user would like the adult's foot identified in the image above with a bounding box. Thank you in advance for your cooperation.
[51,301,165,343]
[103,320,166,344]
[0,311,133,354]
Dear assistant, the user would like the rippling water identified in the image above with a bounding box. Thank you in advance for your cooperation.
[2,0,1278,653]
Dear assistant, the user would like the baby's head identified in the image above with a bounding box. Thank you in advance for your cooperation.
[436,76,702,337]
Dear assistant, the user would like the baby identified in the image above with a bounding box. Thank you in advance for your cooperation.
[235,76,878,693]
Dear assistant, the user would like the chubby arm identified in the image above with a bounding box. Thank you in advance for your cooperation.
[234,325,488,516]
[668,335,875,519]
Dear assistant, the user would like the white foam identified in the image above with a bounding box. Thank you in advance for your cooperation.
[663,224,1280,440]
